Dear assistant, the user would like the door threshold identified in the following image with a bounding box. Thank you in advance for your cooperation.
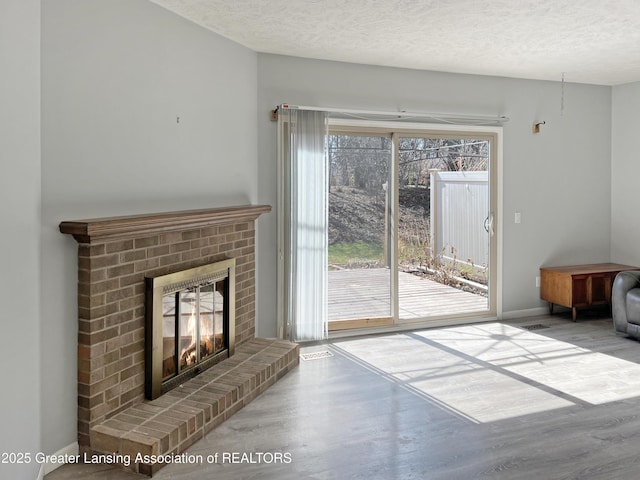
[327,313,497,339]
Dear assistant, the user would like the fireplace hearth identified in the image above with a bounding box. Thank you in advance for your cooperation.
[145,259,235,399]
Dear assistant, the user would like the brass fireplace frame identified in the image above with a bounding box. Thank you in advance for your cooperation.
[145,259,236,400]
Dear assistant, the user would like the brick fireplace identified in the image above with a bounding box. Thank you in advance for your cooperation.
[60,205,299,475]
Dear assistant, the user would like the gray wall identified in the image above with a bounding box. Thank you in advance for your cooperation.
[257,54,612,336]
[611,81,640,265]
[0,0,42,479]
[41,0,257,456]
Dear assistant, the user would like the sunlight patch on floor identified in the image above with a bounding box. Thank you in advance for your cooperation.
[334,331,572,423]
[335,322,640,423]
[418,323,640,406]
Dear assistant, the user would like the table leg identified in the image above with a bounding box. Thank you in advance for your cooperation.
[548,302,554,315]
[572,307,577,322]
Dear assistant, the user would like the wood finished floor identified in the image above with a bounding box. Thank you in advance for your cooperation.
[47,311,640,480]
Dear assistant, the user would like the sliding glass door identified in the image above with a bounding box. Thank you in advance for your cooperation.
[327,125,498,330]
[396,134,494,322]
[327,133,393,330]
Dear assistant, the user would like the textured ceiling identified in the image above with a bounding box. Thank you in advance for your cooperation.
[150,0,640,85]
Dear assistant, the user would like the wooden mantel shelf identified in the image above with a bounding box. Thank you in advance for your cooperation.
[59,204,271,243]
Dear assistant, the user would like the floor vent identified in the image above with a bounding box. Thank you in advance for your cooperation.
[300,351,333,361]
[521,323,550,331]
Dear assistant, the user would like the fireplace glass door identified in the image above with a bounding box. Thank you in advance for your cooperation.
[147,259,236,399]
[179,288,198,369]
[162,282,227,381]
[199,282,226,360]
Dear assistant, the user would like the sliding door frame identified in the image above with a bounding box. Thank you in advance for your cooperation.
[328,119,503,333]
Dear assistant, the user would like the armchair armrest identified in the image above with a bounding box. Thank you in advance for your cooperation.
[612,270,640,334]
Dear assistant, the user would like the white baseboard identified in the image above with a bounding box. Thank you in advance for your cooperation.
[501,307,548,320]
[42,442,79,476]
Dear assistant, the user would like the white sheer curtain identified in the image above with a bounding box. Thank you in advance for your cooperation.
[277,108,329,342]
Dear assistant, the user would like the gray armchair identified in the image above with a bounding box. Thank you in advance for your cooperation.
[612,270,640,339]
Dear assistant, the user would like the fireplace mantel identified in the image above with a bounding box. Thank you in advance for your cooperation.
[59,204,271,243]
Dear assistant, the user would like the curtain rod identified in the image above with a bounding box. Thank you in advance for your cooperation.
[271,103,509,125]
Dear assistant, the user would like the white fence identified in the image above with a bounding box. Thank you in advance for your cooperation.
[430,170,489,269]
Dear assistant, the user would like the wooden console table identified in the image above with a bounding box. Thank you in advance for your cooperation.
[540,263,638,321]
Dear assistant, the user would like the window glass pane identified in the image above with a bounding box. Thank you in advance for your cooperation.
[398,137,489,319]
[328,134,392,322]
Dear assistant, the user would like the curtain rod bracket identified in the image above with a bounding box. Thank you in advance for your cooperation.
[270,106,279,122]
[532,121,546,134]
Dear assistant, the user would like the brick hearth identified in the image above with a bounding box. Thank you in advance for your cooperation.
[60,205,299,475]
[92,338,298,476]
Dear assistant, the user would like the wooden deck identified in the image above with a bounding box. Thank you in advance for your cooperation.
[328,268,488,323]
